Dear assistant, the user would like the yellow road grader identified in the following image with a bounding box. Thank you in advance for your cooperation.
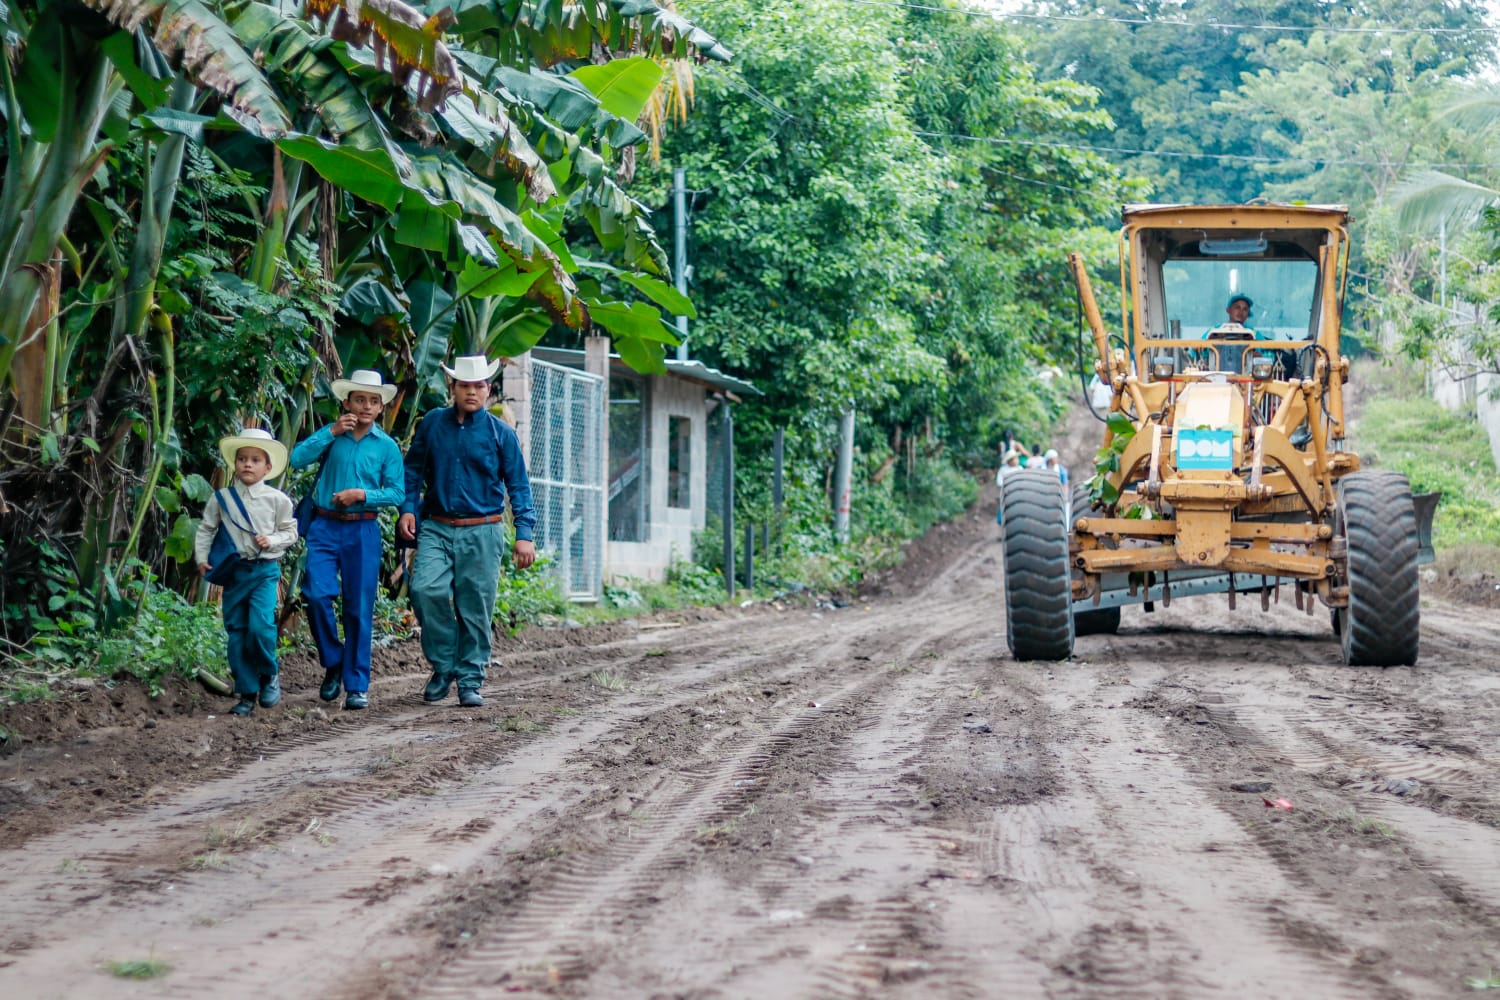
[1000,203,1434,666]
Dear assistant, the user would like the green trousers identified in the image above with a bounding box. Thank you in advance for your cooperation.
[409,520,505,691]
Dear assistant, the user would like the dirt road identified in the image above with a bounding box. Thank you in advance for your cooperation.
[2,492,1499,999]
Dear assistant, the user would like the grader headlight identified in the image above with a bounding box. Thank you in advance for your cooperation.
[1151,354,1176,381]
[1249,355,1275,380]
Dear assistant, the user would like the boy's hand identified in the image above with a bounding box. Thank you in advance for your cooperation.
[514,539,536,570]
[330,413,358,436]
[331,488,366,508]
[253,534,271,550]
[397,513,417,542]
[198,562,211,575]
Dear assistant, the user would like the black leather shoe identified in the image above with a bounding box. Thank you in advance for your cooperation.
[258,675,282,708]
[458,689,484,708]
[319,669,341,702]
[344,691,368,710]
[229,698,255,716]
[423,673,453,703]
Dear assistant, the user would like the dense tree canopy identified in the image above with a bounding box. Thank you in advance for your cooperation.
[1017,0,1490,204]
[638,0,1122,500]
[0,0,725,641]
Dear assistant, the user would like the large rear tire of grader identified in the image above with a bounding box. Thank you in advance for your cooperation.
[1334,471,1420,666]
[1070,484,1121,636]
[1003,470,1074,660]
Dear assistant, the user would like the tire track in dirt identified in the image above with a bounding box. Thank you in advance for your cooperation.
[1115,613,1500,997]
[1177,673,1500,906]
[1026,660,1385,1000]
[367,606,991,998]
[0,606,908,995]
[624,653,994,999]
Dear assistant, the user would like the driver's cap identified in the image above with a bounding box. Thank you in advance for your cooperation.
[1227,293,1253,310]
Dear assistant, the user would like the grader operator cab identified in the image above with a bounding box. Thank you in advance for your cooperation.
[1001,203,1434,666]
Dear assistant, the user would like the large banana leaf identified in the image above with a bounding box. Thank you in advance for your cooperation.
[430,0,729,66]
[483,62,645,148]
[587,299,679,343]
[80,0,291,135]
[611,0,730,62]
[580,260,694,317]
[304,0,460,112]
[437,91,557,202]
[407,278,458,391]
[334,41,558,204]
[234,3,395,151]
[570,56,662,123]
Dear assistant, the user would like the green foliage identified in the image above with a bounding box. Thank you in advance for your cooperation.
[1087,412,1136,506]
[1354,363,1500,550]
[21,577,228,698]
[104,958,171,981]
[665,559,727,605]
[1018,0,1489,205]
[493,554,572,634]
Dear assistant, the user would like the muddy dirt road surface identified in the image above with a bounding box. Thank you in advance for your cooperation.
[3,489,1500,999]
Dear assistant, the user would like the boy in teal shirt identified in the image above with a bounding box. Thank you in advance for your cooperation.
[289,370,404,710]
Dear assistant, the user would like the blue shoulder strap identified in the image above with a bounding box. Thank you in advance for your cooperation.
[216,487,256,535]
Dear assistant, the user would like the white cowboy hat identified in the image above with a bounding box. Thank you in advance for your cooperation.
[1044,448,1059,460]
[330,369,398,404]
[441,354,501,383]
[219,427,288,477]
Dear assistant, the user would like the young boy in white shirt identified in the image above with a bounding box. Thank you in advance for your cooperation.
[195,428,299,716]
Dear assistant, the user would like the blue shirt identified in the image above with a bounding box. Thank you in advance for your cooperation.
[401,407,536,542]
[289,424,405,512]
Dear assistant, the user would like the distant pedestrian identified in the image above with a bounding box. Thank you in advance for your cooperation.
[398,355,536,708]
[289,370,405,711]
[996,448,1023,526]
[195,428,298,717]
[1025,442,1047,470]
[1045,448,1069,486]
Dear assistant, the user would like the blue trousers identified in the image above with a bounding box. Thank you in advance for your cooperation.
[409,520,505,692]
[222,559,281,697]
[303,517,381,693]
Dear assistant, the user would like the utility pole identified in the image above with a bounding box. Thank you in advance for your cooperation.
[674,167,689,362]
[1439,219,1447,311]
[721,398,735,597]
[833,407,854,543]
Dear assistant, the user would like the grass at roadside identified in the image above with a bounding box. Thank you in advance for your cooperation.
[1353,362,1500,558]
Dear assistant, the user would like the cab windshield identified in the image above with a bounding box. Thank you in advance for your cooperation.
[1161,256,1318,342]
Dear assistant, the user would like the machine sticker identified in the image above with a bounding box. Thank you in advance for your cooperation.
[1176,428,1234,470]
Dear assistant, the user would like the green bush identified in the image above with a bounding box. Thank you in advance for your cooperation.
[20,578,227,698]
[1354,363,1500,552]
[698,450,978,595]
[493,553,571,633]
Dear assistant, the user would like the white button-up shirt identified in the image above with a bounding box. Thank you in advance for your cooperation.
[193,478,299,565]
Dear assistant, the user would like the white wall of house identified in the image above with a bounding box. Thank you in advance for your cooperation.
[1430,365,1500,469]
[606,374,709,582]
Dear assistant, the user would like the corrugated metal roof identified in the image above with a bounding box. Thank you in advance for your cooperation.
[531,347,762,397]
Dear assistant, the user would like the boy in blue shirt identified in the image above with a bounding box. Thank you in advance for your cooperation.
[290,370,405,710]
[195,428,299,716]
[398,355,536,708]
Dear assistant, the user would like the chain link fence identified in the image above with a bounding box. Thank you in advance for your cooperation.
[527,360,604,601]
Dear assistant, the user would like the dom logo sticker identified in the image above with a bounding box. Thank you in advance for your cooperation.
[1176,429,1234,470]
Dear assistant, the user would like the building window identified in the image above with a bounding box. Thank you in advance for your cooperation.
[609,375,647,542]
[667,415,691,509]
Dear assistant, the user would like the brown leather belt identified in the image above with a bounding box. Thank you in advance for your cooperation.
[429,513,506,527]
[315,507,380,522]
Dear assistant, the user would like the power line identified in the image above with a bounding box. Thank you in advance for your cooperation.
[915,129,1497,171]
[833,0,1500,35]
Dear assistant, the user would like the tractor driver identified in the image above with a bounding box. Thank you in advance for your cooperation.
[1224,293,1253,330]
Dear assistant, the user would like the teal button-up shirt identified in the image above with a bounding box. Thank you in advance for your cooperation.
[289,424,405,512]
